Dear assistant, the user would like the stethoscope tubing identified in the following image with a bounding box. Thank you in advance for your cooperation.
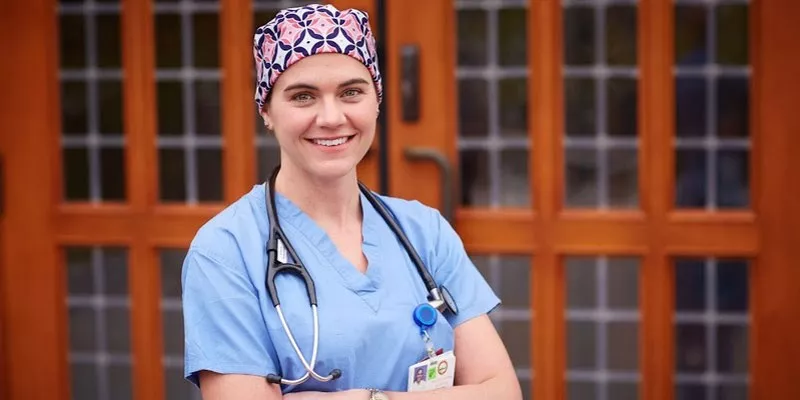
[262,166,455,386]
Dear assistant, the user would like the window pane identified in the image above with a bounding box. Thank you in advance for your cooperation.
[470,254,532,395]
[566,257,641,398]
[674,2,751,210]
[65,247,132,400]
[59,3,126,203]
[675,258,750,397]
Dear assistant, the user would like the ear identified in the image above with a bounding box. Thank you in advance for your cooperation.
[260,108,273,131]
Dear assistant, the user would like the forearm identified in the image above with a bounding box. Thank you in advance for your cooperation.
[329,372,521,400]
[386,373,521,400]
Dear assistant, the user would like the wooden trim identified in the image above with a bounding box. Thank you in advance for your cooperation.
[222,0,256,202]
[530,0,563,398]
[0,0,65,398]
[639,0,674,399]
[123,0,158,210]
[121,0,164,398]
[752,0,800,398]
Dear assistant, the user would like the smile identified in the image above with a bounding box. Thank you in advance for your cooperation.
[308,135,355,147]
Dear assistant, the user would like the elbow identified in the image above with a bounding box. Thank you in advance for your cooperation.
[485,370,523,400]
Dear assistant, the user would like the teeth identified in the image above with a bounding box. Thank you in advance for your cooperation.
[313,137,349,147]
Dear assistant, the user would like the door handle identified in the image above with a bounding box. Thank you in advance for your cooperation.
[403,147,454,224]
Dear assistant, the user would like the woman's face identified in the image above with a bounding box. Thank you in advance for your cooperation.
[261,53,379,182]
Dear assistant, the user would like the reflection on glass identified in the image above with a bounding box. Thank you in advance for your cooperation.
[195,80,222,136]
[499,149,530,207]
[458,79,489,138]
[566,149,598,207]
[675,6,707,66]
[498,8,527,66]
[675,149,707,208]
[499,78,528,137]
[606,6,637,66]
[62,81,88,135]
[676,78,707,138]
[156,14,182,68]
[99,80,123,135]
[457,9,487,66]
[193,13,219,68]
[257,144,281,182]
[460,150,489,207]
[607,322,638,371]
[717,5,748,66]
[159,148,187,201]
[717,150,749,208]
[564,6,594,66]
[64,148,90,200]
[158,81,184,136]
[717,78,749,138]
[608,149,638,207]
[60,15,86,68]
[567,257,597,309]
[97,14,121,68]
[568,321,596,369]
[196,149,223,201]
[565,78,596,136]
[674,3,750,210]
[675,258,750,399]
[607,78,637,137]
[100,148,125,200]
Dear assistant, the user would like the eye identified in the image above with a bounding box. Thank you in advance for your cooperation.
[291,92,313,102]
[342,88,364,97]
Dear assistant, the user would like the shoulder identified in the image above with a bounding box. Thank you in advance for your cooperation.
[370,193,445,238]
[367,193,461,273]
[185,185,267,269]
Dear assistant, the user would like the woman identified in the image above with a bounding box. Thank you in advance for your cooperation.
[181,4,521,399]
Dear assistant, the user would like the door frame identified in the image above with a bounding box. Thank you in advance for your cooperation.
[384,0,800,399]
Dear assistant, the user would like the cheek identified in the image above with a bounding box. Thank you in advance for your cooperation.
[349,108,378,134]
[273,109,313,139]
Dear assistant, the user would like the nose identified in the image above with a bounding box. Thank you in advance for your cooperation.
[316,96,347,129]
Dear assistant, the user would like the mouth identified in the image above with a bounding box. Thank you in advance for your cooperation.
[306,134,356,148]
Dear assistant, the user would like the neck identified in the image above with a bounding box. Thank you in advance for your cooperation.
[273,162,361,229]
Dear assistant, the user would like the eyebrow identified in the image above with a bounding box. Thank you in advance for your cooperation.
[283,78,371,92]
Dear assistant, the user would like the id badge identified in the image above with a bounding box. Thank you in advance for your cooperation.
[407,351,456,392]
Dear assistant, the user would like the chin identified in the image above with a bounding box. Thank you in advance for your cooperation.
[305,159,360,181]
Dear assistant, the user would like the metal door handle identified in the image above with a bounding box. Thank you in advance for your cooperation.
[403,147,454,223]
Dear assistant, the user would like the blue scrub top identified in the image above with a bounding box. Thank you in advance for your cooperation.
[181,184,500,393]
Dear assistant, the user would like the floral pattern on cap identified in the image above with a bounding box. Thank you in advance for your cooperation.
[253,3,383,111]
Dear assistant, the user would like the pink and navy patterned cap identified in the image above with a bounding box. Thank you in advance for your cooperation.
[253,3,383,112]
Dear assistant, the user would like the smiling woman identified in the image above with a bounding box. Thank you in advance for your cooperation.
[180,3,521,400]
[260,55,379,186]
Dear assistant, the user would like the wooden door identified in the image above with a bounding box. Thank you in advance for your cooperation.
[385,1,800,400]
[0,0,378,399]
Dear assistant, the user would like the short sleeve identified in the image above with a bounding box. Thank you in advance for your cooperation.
[181,247,280,387]
[429,209,501,328]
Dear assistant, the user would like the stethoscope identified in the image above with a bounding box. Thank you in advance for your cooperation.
[263,166,459,386]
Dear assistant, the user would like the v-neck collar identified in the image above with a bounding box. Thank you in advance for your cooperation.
[262,184,385,312]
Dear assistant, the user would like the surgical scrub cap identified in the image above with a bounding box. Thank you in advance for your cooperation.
[253,3,384,111]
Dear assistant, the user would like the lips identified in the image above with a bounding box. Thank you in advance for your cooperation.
[307,134,355,147]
